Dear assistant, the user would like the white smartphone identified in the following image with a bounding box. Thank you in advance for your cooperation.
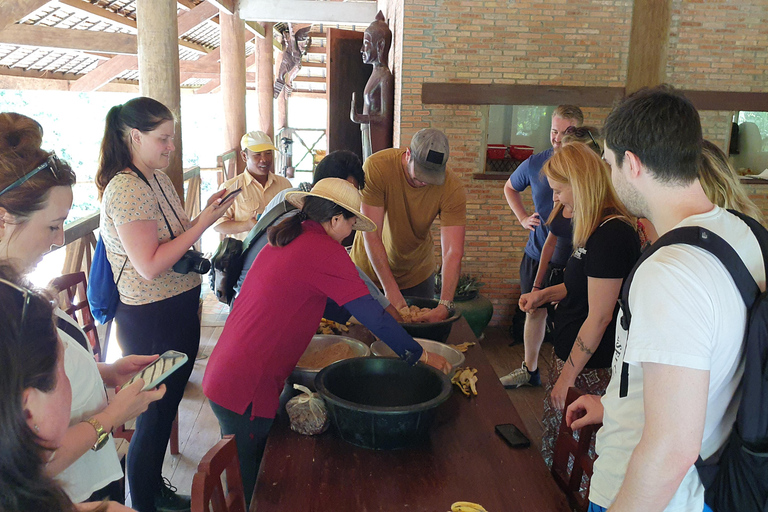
[124,350,189,391]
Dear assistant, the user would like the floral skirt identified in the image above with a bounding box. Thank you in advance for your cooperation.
[541,346,612,469]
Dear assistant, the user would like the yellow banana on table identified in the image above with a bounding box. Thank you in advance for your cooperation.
[451,367,478,396]
[451,342,475,353]
[450,501,488,512]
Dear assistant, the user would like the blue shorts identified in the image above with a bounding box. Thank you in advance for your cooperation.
[588,502,713,512]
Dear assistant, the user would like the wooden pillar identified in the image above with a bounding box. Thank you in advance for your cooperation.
[256,22,275,138]
[625,0,672,95]
[220,5,247,176]
[136,0,183,198]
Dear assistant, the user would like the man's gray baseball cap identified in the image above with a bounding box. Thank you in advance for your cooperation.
[409,128,449,186]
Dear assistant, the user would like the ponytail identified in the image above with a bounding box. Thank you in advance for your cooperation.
[95,97,175,198]
[267,197,355,247]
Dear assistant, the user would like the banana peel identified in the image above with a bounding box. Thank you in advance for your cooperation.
[316,318,350,335]
[451,342,475,353]
[451,367,478,397]
[450,502,488,512]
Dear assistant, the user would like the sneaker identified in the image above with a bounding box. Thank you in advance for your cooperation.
[154,477,191,512]
[500,362,541,389]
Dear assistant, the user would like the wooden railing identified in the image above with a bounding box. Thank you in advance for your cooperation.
[216,148,238,185]
[61,165,202,276]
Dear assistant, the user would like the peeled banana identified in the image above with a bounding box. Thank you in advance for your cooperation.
[450,501,488,512]
[451,367,478,396]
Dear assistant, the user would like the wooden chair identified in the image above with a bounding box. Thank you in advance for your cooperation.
[551,387,603,512]
[51,272,102,361]
[191,435,246,512]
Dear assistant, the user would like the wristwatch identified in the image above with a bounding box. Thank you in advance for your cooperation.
[438,299,455,311]
[86,418,110,451]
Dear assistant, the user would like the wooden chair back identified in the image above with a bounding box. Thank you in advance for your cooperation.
[191,435,246,512]
[551,387,602,512]
[50,272,101,361]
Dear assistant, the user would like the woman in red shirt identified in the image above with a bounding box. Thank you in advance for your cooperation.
[203,178,448,504]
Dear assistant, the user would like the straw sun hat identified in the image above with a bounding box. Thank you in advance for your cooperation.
[285,178,376,232]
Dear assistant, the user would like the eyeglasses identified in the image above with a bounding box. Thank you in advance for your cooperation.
[0,152,61,198]
[0,277,32,328]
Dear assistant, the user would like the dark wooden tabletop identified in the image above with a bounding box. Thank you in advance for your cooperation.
[251,319,570,512]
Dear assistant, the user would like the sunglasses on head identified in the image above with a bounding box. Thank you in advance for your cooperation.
[0,152,62,198]
[564,126,603,157]
[0,277,32,329]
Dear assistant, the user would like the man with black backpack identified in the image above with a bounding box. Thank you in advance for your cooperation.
[566,86,767,511]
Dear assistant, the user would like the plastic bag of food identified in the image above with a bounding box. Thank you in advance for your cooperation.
[286,384,329,435]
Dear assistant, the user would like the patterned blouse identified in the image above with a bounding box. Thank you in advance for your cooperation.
[100,170,200,306]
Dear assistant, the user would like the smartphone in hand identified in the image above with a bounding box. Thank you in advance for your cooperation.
[124,350,188,391]
[219,187,243,204]
[495,423,531,448]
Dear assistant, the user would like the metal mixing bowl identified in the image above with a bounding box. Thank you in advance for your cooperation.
[370,338,465,373]
[290,335,370,390]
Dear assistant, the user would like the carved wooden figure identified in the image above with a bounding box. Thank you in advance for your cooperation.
[274,25,311,99]
[350,11,394,160]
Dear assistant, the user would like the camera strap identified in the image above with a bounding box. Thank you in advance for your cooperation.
[128,163,184,240]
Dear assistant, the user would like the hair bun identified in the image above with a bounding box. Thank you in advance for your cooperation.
[0,113,44,155]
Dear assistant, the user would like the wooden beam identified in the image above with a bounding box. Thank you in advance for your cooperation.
[206,0,234,16]
[0,0,51,31]
[195,78,220,94]
[305,45,326,54]
[290,90,326,100]
[682,90,768,112]
[625,0,672,94]
[70,54,137,92]
[239,0,377,24]
[300,61,325,68]
[0,24,137,54]
[292,76,325,83]
[421,83,625,108]
[0,65,80,81]
[59,0,208,54]
[177,0,218,35]
[245,20,265,38]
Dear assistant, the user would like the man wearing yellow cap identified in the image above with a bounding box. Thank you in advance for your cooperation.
[214,131,292,240]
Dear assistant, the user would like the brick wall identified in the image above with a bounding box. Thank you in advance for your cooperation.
[379,0,768,326]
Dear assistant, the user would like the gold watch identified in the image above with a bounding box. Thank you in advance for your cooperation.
[86,418,110,451]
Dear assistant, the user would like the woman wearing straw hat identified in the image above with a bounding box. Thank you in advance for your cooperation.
[203,178,449,504]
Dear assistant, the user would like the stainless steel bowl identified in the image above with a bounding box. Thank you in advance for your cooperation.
[290,335,370,390]
[370,338,465,372]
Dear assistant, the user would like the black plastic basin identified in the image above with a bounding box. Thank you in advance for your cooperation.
[316,357,452,450]
[399,296,462,343]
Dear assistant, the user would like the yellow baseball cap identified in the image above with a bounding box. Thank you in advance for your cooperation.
[240,131,278,153]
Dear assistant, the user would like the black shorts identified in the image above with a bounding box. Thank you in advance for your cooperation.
[519,253,540,295]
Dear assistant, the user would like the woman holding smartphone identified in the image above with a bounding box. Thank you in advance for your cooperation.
[95,97,235,512]
[0,112,163,508]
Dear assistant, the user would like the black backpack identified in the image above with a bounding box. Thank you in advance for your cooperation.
[208,199,296,305]
[618,210,768,512]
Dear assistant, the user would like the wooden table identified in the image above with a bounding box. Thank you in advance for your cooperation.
[251,319,570,512]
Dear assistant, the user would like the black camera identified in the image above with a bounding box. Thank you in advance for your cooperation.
[173,250,211,275]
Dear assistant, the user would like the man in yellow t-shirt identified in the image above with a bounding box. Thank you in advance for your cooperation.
[214,131,292,240]
[350,128,466,323]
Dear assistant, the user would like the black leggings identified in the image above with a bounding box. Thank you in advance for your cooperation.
[115,285,201,512]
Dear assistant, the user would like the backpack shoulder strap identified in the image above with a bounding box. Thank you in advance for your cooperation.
[241,199,296,254]
[620,224,760,331]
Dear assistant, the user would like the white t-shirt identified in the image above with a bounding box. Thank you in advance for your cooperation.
[591,207,766,511]
[55,309,123,502]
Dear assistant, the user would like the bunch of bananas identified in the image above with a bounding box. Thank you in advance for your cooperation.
[316,318,349,335]
[451,367,478,396]
[451,342,475,353]
[449,501,488,512]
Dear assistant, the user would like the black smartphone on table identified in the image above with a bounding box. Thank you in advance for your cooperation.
[495,423,531,448]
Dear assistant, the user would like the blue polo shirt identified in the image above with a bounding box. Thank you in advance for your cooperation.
[508,147,554,260]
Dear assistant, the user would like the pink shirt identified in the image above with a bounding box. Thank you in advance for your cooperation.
[203,220,369,418]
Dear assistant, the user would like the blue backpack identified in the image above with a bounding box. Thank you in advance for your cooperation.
[87,236,127,325]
